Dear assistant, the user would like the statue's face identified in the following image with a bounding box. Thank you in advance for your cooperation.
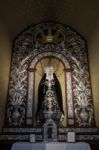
[45,66,54,80]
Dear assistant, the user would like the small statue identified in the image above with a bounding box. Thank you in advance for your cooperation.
[47,127,52,139]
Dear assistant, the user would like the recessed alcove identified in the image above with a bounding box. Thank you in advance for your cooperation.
[34,57,67,127]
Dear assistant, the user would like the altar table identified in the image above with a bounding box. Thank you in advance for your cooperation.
[11,142,91,150]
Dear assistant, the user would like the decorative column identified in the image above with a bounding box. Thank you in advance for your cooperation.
[26,68,36,126]
[64,68,74,126]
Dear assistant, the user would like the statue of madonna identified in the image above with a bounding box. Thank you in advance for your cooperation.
[36,66,64,126]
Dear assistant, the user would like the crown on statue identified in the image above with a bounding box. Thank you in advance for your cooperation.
[36,27,63,44]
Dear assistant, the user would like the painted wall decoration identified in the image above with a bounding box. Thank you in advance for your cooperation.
[4,21,95,128]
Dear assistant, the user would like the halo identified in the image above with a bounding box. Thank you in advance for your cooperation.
[36,57,64,77]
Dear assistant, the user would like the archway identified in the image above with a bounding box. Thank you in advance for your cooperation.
[27,52,74,127]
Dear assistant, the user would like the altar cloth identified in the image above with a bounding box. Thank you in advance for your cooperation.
[11,142,91,150]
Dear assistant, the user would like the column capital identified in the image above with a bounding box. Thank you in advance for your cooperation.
[27,68,36,72]
[64,68,71,72]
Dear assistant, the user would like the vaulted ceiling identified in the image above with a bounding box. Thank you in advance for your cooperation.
[0,0,99,42]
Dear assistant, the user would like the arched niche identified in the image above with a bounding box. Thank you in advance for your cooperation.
[27,53,73,127]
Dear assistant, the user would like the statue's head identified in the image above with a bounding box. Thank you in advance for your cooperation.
[45,66,54,81]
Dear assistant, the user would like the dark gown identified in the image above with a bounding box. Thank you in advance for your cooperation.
[36,73,64,124]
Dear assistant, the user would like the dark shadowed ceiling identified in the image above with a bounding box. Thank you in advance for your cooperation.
[0,0,99,41]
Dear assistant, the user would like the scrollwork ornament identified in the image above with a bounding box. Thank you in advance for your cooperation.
[5,21,95,127]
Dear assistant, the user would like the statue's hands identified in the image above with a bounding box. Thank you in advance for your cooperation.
[60,113,64,122]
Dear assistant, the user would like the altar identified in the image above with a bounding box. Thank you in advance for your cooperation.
[0,21,99,143]
[11,142,91,150]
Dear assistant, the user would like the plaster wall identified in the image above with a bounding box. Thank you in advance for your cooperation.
[0,21,11,128]
[88,25,99,128]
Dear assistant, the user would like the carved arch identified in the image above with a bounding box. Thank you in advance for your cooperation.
[27,51,73,126]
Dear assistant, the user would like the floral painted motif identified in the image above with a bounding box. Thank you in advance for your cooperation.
[5,22,95,127]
